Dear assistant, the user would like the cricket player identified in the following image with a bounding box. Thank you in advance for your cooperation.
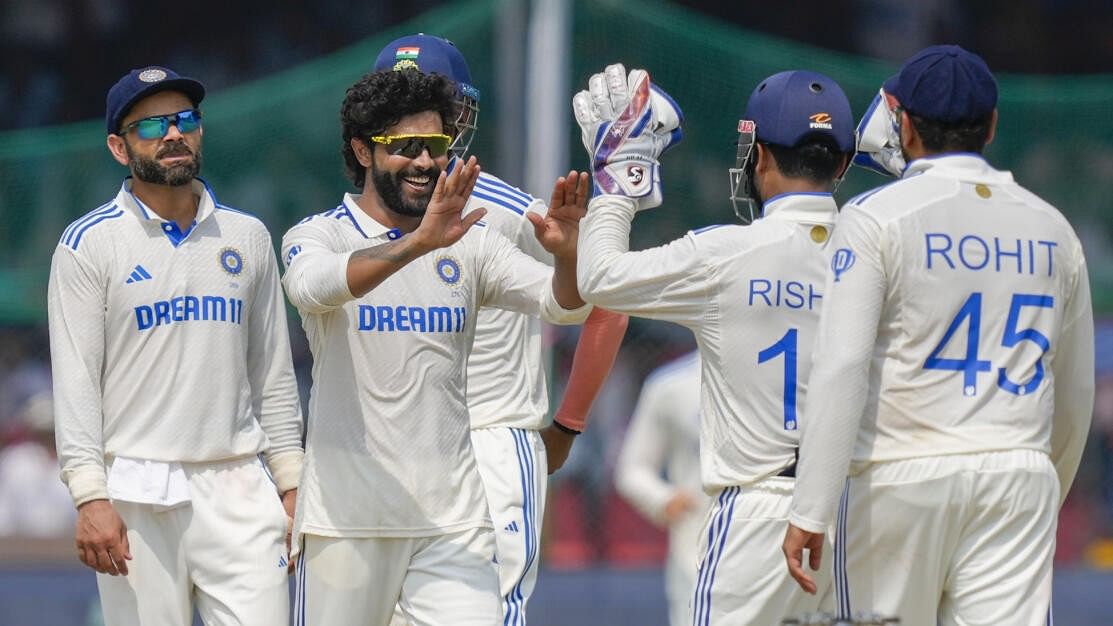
[373,35,629,624]
[282,68,592,625]
[783,45,1094,626]
[48,66,303,625]
[573,64,854,624]
[614,350,710,626]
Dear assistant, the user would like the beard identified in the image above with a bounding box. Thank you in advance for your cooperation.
[125,139,202,186]
[370,158,441,218]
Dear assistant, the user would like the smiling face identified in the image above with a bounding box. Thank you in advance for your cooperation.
[107,90,202,186]
[367,110,448,218]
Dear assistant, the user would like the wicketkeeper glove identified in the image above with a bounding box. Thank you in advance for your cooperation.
[572,63,684,210]
[853,87,906,178]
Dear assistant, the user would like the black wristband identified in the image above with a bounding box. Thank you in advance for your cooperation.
[552,420,582,436]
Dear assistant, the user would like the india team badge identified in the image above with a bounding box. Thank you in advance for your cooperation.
[219,247,245,276]
[392,46,421,71]
[435,256,462,285]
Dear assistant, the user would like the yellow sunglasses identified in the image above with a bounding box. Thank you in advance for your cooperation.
[369,133,453,158]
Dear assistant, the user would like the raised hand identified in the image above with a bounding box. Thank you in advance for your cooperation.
[527,170,589,259]
[413,156,485,253]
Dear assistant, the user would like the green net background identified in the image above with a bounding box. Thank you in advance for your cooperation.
[2,0,1111,322]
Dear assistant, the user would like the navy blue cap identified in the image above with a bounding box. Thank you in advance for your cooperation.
[743,70,854,152]
[883,45,997,123]
[373,34,480,102]
[106,66,205,134]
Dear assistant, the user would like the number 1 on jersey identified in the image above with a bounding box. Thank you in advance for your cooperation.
[758,328,798,430]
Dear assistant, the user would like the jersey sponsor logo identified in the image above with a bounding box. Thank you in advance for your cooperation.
[125,264,153,284]
[435,256,462,285]
[809,112,833,129]
[219,247,245,275]
[924,233,1057,276]
[749,279,822,310]
[134,295,244,331]
[831,248,855,281]
[357,305,468,333]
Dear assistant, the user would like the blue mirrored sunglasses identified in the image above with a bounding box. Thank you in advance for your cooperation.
[122,109,203,139]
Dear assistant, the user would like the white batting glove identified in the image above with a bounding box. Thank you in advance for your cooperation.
[853,87,906,178]
[573,63,683,210]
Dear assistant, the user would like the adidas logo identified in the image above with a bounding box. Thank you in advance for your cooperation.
[279,555,288,568]
[125,265,152,284]
[504,521,520,534]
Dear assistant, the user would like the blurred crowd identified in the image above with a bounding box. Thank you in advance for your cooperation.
[5,319,1113,570]
[2,0,1111,132]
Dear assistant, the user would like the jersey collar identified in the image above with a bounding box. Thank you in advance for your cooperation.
[341,193,405,241]
[116,177,217,246]
[760,192,838,223]
[903,153,1014,183]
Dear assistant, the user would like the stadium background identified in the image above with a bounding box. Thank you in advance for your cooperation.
[1,0,1112,623]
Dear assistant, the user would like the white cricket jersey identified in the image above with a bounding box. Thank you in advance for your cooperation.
[790,154,1095,533]
[281,194,589,538]
[615,351,709,574]
[48,178,304,507]
[462,167,554,430]
[579,193,838,491]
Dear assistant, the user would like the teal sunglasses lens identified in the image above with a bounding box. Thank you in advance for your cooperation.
[132,110,202,139]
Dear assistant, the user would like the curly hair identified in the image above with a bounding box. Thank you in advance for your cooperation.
[340,69,459,188]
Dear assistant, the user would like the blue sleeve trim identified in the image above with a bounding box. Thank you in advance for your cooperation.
[471,189,526,215]
[62,201,116,245]
[692,223,728,235]
[477,173,535,205]
[216,203,262,221]
[69,208,124,250]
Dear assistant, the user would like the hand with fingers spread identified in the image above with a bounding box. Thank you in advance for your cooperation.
[76,499,132,576]
[783,523,825,594]
[526,170,589,259]
[412,155,486,253]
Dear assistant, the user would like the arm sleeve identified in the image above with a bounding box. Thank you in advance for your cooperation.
[614,378,677,526]
[249,233,304,494]
[478,228,592,325]
[281,221,354,314]
[47,246,110,507]
[552,307,629,432]
[576,195,712,324]
[789,207,887,533]
[1049,249,1095,507]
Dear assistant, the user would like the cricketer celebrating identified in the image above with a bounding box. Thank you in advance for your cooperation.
[573,64,854,624]
[281,68,591,625]
[48,66,303,625]
[784,45,1094,626]
[373,35,628,625]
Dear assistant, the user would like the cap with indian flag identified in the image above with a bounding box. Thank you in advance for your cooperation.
[373,33,480,102]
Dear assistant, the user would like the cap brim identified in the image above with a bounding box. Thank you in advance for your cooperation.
[113,78,206,134]
[882,74,900,97]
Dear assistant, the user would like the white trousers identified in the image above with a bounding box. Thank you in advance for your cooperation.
[96,456,289,626]
[470,427,548,626]
[836,449,1058,626]
[692,478,834,626]
[298,528,500,626]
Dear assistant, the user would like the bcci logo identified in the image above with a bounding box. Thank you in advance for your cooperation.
[219,247,245,276]
[138,68,167,83]
[831,248,855,282]
[436,256,462,285]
